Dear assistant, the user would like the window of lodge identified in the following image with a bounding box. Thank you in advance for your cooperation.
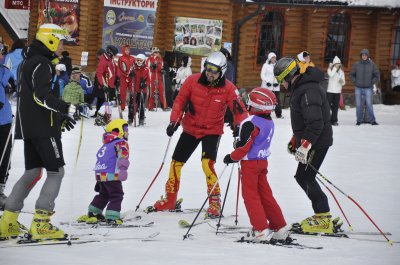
[391,18,400,66]
[256,11,284,65]
[324,13,351,66]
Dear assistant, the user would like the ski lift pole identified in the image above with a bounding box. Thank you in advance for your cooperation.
[308,163,393,245]
[183,164,230,240]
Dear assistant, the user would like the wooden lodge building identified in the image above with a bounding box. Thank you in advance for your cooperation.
[8,0,400,104]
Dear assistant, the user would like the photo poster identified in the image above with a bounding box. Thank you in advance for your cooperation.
[38,0,80,46]
[173,17,223,56]
[102,0,157,56]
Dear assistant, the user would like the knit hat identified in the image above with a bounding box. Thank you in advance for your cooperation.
[332,56,341,64]
[297,51,310,62]
[360,49,369,57]
[71,66,81,74]
[55,64,66,71]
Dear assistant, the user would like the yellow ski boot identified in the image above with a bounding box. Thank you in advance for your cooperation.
[300,212,334,234]
[30,209,65,240]
[0,210,23,239]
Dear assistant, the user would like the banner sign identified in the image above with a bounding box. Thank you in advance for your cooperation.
[38,0,80,46]
[173,17,223,56]
[102,0,157,56]
[4,0,30,10]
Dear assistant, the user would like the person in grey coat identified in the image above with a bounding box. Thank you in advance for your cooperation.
[349,49,380,125]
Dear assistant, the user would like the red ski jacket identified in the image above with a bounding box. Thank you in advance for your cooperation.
[133,66,150,93]
[170,73,248,139]
[118,54,135,78]
[96,53,116,89]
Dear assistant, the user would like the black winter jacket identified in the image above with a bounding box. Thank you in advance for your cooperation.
[290,67,333,150]
[15,40,68,139]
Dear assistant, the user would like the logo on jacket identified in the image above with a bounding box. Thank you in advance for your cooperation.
[257,149,269,158]
[94,162,107,171]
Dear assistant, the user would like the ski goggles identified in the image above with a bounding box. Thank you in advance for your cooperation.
[266,82,279,88]
[204,63,220,75]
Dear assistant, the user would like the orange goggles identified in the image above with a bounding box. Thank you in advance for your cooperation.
[205,64,220,75]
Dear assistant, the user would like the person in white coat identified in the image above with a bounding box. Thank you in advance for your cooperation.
[173,55,192,101]
[260,52,282,118]
[326,56,345,126]
[391,60,400,92]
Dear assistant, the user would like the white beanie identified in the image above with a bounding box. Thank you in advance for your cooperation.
[297,51,310,62]
[56,64,66,72]
[332,56,341,64]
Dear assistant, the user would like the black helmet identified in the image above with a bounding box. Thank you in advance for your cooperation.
[106,45,118,57]
[274,56,299,84]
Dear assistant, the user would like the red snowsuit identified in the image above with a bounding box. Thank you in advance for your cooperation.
[117,53,135,110]
[146,54,166,110]
[96,53,116,90]
[229,116,286,232]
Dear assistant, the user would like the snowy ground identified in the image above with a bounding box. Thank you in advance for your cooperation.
[1,104,399,265]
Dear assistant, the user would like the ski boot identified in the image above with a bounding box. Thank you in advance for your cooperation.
[77,212,106,224]
[242,228,273,243]
[271,225,292,243]
[94,113,107,126]
[152,192,178,211]
[206,195,221,219]
[300,212,335,234]
[139,118,145,126]
[0,210,26,240]
[105,210,123,226]
[29,209,66,240]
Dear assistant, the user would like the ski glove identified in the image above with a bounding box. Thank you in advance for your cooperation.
[68,104,76,118]
[287,135,297,155]
[295,139,312,164]
[223,154,237,165]
[102,85,108,93]
[166,122,179,137]
[231,124,239,138]
[129,71,135,78]
[61,115,76,132]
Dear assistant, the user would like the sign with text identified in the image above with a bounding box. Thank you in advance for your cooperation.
[173,17,223,56]
[4,0,30,10]
[38,0,80,46]
[102,0,158,56]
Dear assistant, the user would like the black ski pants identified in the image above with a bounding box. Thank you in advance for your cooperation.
[294,147,330,214]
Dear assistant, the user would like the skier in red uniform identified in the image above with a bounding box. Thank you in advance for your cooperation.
[117,45,135,111]
[146,47,167,110]
[129,54,149,126]
[223,87,290,243]
[151,51,248,218]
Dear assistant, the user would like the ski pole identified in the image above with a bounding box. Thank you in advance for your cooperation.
[0,120,14,166]
[68,116,85,246]
[234,164,242,225]
[308,163,393,245]
[216,163,235,234]
[183,164,229,240]
[316,176,353,230]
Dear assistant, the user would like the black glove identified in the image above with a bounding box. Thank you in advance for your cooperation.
[151,64,157,70]
[231,124,239,138]
[94,181,100,192]
[129,71,135,78]
[115,77,120,88]
[223,154,236,165]
[0,102,3,110]
[166,122,179,137]
[61,115,76,132]
[102,85,108,93]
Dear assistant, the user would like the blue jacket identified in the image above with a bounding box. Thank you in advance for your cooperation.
[0,65,13,125]
[5,48,24,83]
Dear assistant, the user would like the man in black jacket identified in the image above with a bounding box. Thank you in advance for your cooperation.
[274,57,339,235]
[0,24,76,241]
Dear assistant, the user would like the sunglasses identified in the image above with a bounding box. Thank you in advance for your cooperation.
[205,64,220,75]
[267,83,279,87]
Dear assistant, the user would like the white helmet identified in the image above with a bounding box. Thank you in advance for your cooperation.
[204,51,227,77]
[136,54,146,66]
[36,24,68,52]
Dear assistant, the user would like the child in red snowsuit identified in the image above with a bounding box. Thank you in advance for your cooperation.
[223,87,290,243]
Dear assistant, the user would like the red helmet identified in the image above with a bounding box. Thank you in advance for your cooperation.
[247,87,276,115]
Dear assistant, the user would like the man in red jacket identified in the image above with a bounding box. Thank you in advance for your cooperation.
[152,51,248,218]
[117,45,135,111]
[146,47,166,110]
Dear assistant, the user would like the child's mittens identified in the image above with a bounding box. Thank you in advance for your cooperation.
[117,158,130,180]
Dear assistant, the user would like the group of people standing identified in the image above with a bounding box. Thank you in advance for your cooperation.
[0,21,384,244]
